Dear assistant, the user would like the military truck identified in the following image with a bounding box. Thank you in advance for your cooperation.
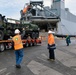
[0,14,8,40]
[21,22,39,39]
[0,14,39,40]
[7,18,40,39]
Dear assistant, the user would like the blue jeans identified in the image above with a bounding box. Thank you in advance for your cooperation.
[15,49,23,65]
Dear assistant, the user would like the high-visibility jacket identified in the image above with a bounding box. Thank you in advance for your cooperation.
[12,35,23,50]
[48,34,55,45]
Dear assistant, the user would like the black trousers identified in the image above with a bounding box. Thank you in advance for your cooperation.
[49,49,55,60]
[66,41,69,46]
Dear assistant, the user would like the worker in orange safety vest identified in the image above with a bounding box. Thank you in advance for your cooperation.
[47,30,56,61]
[12,28,25,68]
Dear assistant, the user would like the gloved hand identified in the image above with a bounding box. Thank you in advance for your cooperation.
[10,36,13,39]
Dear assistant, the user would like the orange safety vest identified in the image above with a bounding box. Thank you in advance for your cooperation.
[48,34,55,45]
[12,35,23,50]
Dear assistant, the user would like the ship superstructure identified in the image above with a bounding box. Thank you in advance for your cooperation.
[20,0,76,37]
[20,0,60,31]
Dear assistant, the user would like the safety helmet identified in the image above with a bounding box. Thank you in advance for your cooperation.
[14,29,20,34]
[48,30,55,34]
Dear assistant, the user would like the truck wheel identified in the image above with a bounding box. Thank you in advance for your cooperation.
[7,43,12,49]
[29,42,33,46]
[33,41,37,46]
[0,30,4,40]
[25,42,29,47]
[7,30,12,35]
[0,44,5,52]
[35,32,39,39]
[31,32,35,39]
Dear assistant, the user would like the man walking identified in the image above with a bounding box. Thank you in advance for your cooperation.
[66,35,71,46]
[12,28,25,68]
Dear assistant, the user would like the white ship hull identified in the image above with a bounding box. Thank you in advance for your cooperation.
[51,0,76,37]
[57,18,76,36]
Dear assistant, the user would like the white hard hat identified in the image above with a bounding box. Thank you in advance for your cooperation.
[15,29,20,34]
[48,30,55,34]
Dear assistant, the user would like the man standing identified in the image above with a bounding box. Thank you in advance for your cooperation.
[12,28,25,68]
[47,30,56,61]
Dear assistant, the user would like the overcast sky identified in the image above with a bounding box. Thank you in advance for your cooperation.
[0,0,76,19]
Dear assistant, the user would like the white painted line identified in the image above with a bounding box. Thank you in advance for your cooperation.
[27,60,63,75]
[0,68,7,73]
[6,72,11,75]
[0,68,7,74]
[41,53,48,58]
[37,57,47,62]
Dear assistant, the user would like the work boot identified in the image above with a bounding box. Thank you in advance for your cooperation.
[47,59,55,61]
[47,58,51,61]
[16,65,21,69]
[50,59,55,62]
